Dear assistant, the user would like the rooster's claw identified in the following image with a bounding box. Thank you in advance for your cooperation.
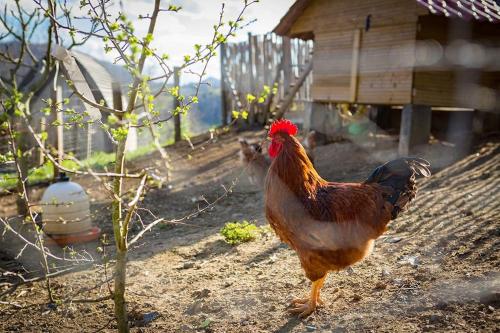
[287,301,317,318]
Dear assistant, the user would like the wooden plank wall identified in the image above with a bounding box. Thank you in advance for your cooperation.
[413,15,500,110]
[221,33,313,124]
[288,0,426,104]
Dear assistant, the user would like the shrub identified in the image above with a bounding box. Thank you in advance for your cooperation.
[220,220,261,245]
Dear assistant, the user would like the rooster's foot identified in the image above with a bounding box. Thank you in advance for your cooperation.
[289,297,323,307]
[287,300,317,318]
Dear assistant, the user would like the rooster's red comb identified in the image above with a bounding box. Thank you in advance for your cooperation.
[268,119,298,137]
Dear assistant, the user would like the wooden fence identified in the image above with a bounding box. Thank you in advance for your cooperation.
[220,33,314,126]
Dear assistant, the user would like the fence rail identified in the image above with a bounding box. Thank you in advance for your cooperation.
[220,33,314,126]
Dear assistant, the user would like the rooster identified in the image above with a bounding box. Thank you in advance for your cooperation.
[264,119,430,318]
[239,138,270,188]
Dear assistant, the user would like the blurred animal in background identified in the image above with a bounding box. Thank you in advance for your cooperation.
[264,119,430,318]
[238,138,270,188]
[303,131,317,165]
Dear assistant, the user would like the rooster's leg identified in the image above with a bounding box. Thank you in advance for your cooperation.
[290,297,324,306]
[288,275,326,318]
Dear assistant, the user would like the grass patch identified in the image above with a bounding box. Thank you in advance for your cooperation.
[0,160,78,191]
[220,220,264,245]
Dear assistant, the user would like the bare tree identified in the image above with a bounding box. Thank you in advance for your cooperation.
[0,0,100,306]
[22,0,259,331]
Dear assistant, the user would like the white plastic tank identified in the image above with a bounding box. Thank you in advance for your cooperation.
[41,173,92,235]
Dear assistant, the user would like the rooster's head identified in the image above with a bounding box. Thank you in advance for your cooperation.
[268,119,298,158]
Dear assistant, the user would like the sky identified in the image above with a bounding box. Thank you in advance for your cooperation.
[1,0,295,83]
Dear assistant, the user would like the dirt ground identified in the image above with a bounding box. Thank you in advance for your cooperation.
[0,130,499,332]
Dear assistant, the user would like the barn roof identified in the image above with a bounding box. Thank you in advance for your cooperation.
[273,0,500,36]
[73,50,115,108]
[416,0,500,23]
[273,0,311,36]
[0,42,129,108]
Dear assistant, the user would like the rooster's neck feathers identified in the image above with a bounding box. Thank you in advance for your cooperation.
[269,135,325,197]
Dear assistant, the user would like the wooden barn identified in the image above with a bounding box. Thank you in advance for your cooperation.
[0,42,136,169]
[273,0,500,154]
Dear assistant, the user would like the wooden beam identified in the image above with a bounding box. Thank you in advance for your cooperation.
[49,79,64,180]
[220,43,229,126]
[349,29,361,103]
[263,60,283,123]
[399,104,431,156]
[52,45,101,121]
[282,37,292,92]
[248,32,255,126]
[274,60,313,120]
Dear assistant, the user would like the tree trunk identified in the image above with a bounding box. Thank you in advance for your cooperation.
[14,120,29,217]
[111,134,129,332]
[114,249,128,333]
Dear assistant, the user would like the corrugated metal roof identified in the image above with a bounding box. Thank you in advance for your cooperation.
[416,0,500,23]
[73,50,115,108]
[274,0,499,37]
[0,42,126,108]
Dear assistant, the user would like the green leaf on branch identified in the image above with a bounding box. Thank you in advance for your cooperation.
[111,126,129,141]
[144,33,154,44]
[168,86,179,98]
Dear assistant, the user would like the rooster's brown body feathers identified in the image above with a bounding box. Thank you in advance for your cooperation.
[265,133,430,281]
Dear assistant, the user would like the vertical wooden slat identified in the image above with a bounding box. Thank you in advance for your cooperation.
[173,67,181,142]
[263,34,270,87]
[222,33,314,127]
[220,43,228,126]
[253,34,261,123]
[297,40,303,100]
[350,29,362,103]
[247,32,255,125]
[282,37,292,92]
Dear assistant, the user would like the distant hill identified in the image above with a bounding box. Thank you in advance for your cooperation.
[97,57,222,137]
[149,76,222,137]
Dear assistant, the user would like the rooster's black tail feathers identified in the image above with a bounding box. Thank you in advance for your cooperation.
[365,157,431,219]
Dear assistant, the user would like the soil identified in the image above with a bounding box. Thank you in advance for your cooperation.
[0,130,498,333]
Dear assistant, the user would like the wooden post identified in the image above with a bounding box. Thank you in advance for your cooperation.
[261,34,271,125]
[282,37,292,92]
[398,104,431,156]
[274,61,313,120]
[349,29,361,103]
[49,81,63,180]
[247,32,255,126]
[253,34,261,125]
[220,43,229,126]
[173,67,181,143]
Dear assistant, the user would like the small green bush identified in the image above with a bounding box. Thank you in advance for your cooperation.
[220,220,261,245]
